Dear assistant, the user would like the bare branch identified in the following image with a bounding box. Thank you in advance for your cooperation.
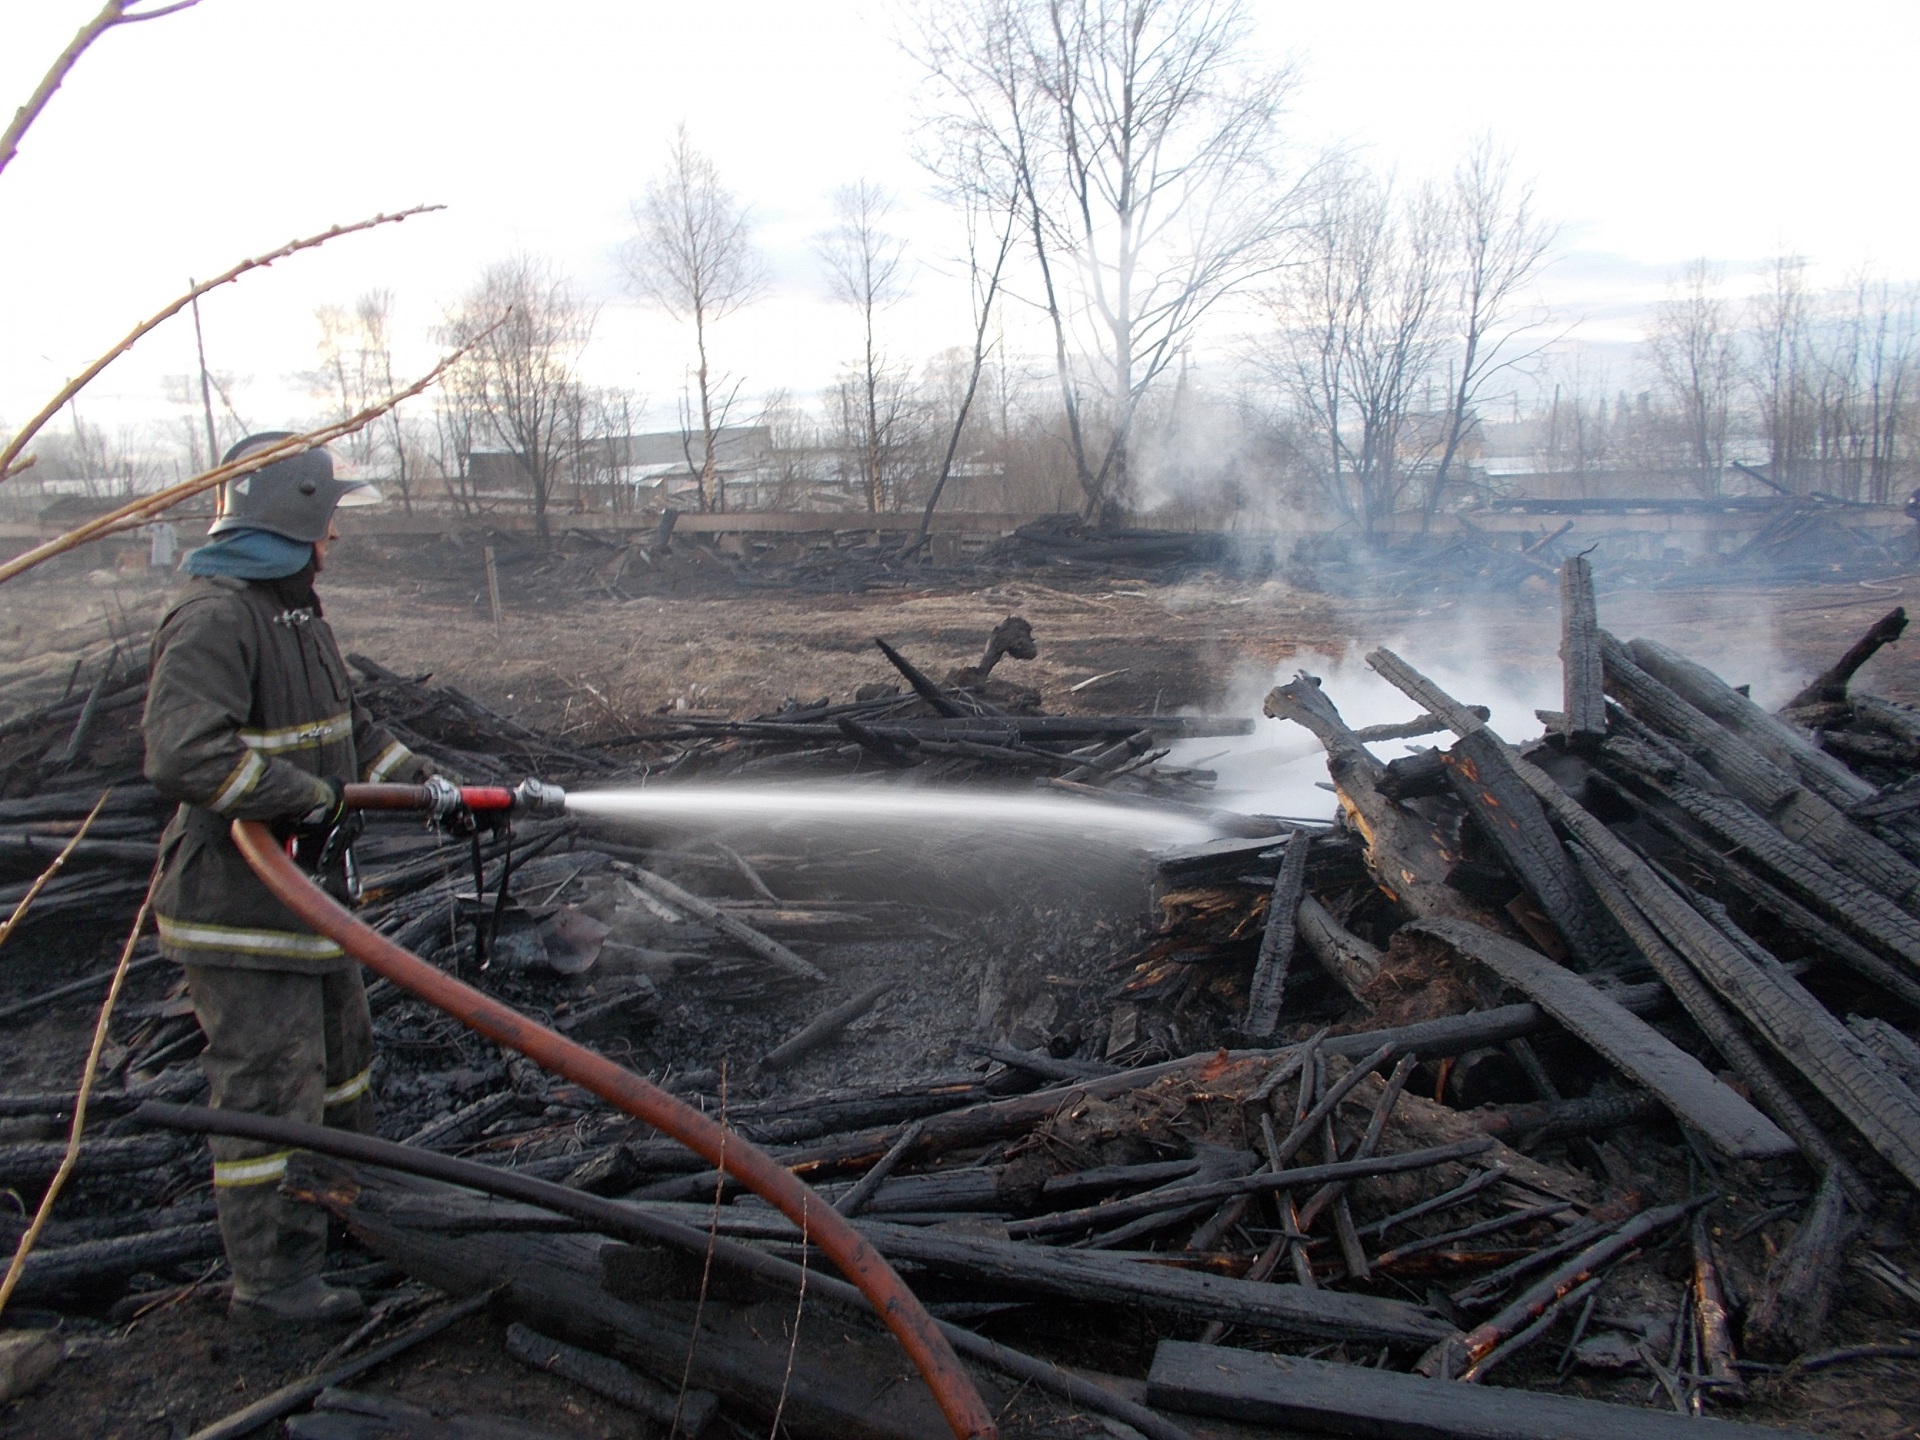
[0,333,484,588]
[0,205,445,482]
[118,0,204,20]
[0,0,202,182]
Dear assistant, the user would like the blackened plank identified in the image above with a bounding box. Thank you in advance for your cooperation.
[1559,555,1606,743]
[1245,829,1309,1037]
[1414,917,1792,1161]
[1146,1340,1822,1440]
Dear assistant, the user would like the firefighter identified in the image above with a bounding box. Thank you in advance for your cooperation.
[143,434,444,1325]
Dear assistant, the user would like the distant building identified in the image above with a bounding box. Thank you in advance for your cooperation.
[586,427,778,506]
[467,427,785,509]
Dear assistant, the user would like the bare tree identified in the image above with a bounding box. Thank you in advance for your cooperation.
[914,0,1305,526]
[312,291,426,512]
[1263,168,1451,535]
[1749,254,1815,492]
[34,410,158,497]
[625,126,766,513]
[817,182,911,512]
[1643,259,1735,496]
[425,391,481,517]
[913,164,1021,547]
[1537,342,1616,487]
[439,255,593,545]
[1854,277,1920,504]
[1420,138,1556,524]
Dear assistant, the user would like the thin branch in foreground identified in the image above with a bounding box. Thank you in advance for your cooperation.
[0,861,159,1320]
[0,331,487,588]
[0,205,445,482]
[0,790,110,952]
[0,0,203,183]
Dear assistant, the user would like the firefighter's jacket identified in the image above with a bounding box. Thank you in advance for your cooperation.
[143,575,426,974]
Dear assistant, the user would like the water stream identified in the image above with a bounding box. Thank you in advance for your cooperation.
[564,782,1226,849]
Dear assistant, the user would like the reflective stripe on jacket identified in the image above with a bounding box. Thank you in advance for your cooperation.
[144,575,426,973]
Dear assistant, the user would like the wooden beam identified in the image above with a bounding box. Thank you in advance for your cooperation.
[1264,674,1498,927]
[1568,845,1869,1200]
[1744,1171,1859,1361]
[1145,1340,1824,1440]
[1786,605,1906,709]
[311,1177,974,1440]
[1441,729,1632,971]
[1296,894,1384,999]
[618,863,826,983]
[1626,636,1876,810]
[711,1214,1457,1347]
[1601,633,1920,911]
[1559,556,1607,743]
[762,981,895,1071]
[1412,918,1793,1161]
[1364,647,1920,1195]
[1598,723,1920,973]
[1244,829,1309,1037]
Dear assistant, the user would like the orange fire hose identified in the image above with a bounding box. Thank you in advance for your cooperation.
[232,818,997,1440]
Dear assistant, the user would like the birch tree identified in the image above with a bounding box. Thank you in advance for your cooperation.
[1263,169,1451,535]
[1421,138,1556,524]
[914,0,1306,527]
[817,182,911,512]
[1643,259,1735,496]
[625,126,765,513]
[309,290,416,512]
[440,255,593,545]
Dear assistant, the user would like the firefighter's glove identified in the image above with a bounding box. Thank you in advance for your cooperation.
[423,774,476,836]
[295,777,346,836]
[290,777,361,879]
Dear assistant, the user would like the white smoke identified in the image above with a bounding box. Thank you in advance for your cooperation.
[1165,604,1567,821]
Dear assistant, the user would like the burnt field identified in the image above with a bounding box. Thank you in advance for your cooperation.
[0,537,1919,1439]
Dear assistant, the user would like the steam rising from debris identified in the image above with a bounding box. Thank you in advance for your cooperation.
[1168,628,1564,821]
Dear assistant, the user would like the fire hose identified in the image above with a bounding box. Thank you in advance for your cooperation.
[233,782,997,1440]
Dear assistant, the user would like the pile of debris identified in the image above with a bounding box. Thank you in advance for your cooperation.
[1285,528,1566,599]
[1731,498,1914,579]
[979,515,1240,577]
[619,616,1254,797]
[335,515,1267,611]
[4,577,1920,1438]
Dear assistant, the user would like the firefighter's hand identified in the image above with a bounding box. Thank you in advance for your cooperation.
[295,777,346,835]
[423,774,476,835]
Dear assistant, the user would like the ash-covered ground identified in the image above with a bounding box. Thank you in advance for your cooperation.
[3,542,1920,1437]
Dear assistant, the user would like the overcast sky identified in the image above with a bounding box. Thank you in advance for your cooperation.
[2,0,1916,445]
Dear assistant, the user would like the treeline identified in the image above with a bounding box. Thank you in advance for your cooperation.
[14,1,1917,533]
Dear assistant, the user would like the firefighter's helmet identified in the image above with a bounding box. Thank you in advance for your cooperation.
[208,433,382,543]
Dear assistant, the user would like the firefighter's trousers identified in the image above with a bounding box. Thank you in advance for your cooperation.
[183,965,374,1296]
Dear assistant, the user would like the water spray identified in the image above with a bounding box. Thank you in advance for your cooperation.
[234,791,998,1440]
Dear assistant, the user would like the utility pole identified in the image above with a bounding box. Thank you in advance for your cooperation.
[67,396,94,492]
[189,281,220,469]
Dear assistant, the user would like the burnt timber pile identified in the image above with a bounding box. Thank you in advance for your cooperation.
[2,582,1920,1437]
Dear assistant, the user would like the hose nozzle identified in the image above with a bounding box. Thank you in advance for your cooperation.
[511,778,568,816]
